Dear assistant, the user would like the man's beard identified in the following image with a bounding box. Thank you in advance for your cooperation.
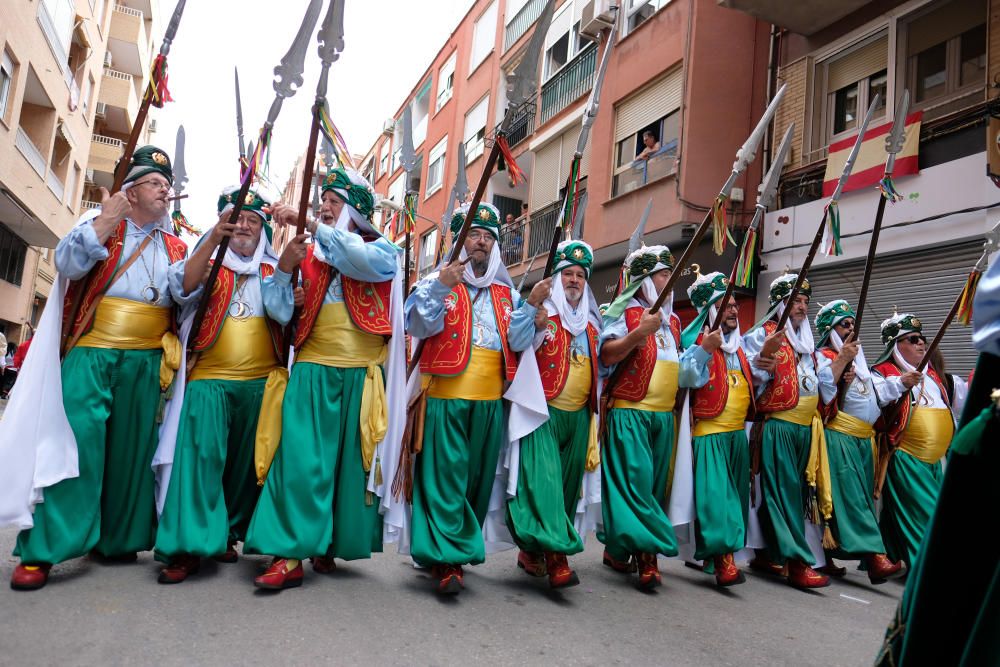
[230,236,256,256]
[471,258,488,276]
[564,287,582,306]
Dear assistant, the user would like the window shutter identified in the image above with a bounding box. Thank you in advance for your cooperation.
[614,68,683,142]
[530,138,561,208]
[464,96,490,141]
[826,35,888,92]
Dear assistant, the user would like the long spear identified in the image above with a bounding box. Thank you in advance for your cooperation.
[405,0,557,376]
[399,105,418,296]
[434,146,470,266]
[598,84,786,401]
[235,66,247,172]
[607,197,653,302]
[187,0,323,352]
[834,90,911,406]
[709,123,795,331]
[62,0,187,355]
[770,94,880,336]
[542,9,619,278]
[168,124,199,237]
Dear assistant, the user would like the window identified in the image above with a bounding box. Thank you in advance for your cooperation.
[814,33,888,147]
[426,136,448,196]
[39,0,75,66]
[624,0,667,36]
[0,50,14,122]
[436,53,456,111]
[545,33,570,79]
[464,95,489,162]
[612,111,679,196]
[68,162,81,210]
[378,140,390,179]
[412,79,431,148]
[542,3,584,80]
[470,1,498,73]
[81,72,94,119]
[903,0,985,113]
[418,228,439,276]
[0,224,28,287]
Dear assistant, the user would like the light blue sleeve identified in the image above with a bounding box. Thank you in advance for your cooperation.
[679,344,712,389]
[873,370,908,406]
[973,259,1000,357]
[597,315,629,375]
[508,299,537,353]
[405,276,452,339]
[313,224,398,282]
[166,258,204,307]
[262,268,295,326]
[816,352,837,404]
[55,222,108,280]
[742,326,773,386]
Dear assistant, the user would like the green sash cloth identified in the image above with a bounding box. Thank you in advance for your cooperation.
[692,430,749,560]
[410,397,505,566]
[879,449,942,568]
[154,378,265,561]
[599,407,678,560]
[824,429,885,557]
[15,347,162,563]
[757,418,814,564]
[244,363,382,560]
[506,405,587,555]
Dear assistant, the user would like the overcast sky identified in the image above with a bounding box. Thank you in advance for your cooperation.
[153,0,474,227]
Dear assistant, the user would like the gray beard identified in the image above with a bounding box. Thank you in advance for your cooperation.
[472,259,488,277]
[230,237,256,256]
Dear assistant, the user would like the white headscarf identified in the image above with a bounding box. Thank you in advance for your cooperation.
[705,303,743,354]
[217,199,279,274]
[891,344,945,407]
[459,243,513,289]
[829,329,871,382]
[546,272,601,336]
[639,275,674,320]
[776,301,815,355]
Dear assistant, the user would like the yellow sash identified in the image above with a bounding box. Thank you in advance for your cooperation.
[585,412,600,471]
[425,346,503,401]
[765,395,832,521]
[770,394,820,427]
[693,369,750,436]
[253,367,289,485]
[614,359,679,412]
[548,355,592,411]
[295,303,389,476]
[189,316,279,382]
[76,297,180,390]
[826,410,876,470]
[900,407,954,464]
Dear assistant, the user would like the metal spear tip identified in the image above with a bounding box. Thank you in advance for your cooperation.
[732,83,788,176]
[272,0,324,101]
[317,0,346,63]
[756,122,794,210]
[506,0,557,109]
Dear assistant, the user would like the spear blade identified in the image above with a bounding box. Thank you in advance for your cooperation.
[159,0,186,57]
[172,124,187,210]
[267,0,323,125]
[723,83,787,197]
[829,94,881,203]
[884,89,910,176]
[576,9,619,155]
[629,198,653,254]
[400,105,417,174]
[756,122,795,212]
[453,145,469,201]
[506,0,557,112]
[234,67,246,159]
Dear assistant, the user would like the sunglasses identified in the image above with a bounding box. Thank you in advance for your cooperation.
[901,335,926,345]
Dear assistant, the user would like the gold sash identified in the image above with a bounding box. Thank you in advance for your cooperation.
[254,367,289,485]
[899,407,954,464]
[76,297,180,390]
[548,355,592,411]
[295,303,389,475]
[425,347,503,401]
[189,316,279,382]
[770,394,820,427]
[693,369,750,436]
[826,410,876,468]
[614,359,679,412]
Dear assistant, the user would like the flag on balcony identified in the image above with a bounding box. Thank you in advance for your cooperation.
[822,111,922,197]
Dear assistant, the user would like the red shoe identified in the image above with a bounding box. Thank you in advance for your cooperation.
[431,564,464,595]
[254,558,304,590]
[748,553,786,577]
[602,549,636,574]
[544,552,579,589]
[635,553,661,590]
[866,554,904,585]
[158,555,200,584]
[787,559,830,589]
[10,563,52,591]
[311,556,337,574]
[713,553,746,587]
[517,550,547,577]
[212,541,239,564]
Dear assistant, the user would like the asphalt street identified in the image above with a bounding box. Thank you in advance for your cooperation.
[0,523,899,667]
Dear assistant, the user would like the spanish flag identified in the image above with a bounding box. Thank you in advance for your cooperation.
[822,111,922,197]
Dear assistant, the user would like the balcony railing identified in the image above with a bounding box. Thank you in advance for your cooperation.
[113,3,143,18]
[612,144,678,197]
[47,171,65,202]
[82,200,101,210]
[92,134,124,148]
[504,102,535,149]
[540,43,597,124]
[498,201,562,268]
[504,0,547,52]
[15,128,46,177]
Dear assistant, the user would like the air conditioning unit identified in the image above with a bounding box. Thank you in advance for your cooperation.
[148,119,157,133]
[382,118,396,137]
[103,51,113,68]
[95,102,107,118]
[579,0,617,42]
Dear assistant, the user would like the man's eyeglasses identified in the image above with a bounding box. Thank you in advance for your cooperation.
[901,335,926,345]
[835,320,855,329]
[132,179,171,192]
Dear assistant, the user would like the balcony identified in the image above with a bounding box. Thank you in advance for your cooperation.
[504,102,535,149]
[47,171,65,202]
[90,134,125,176]
[498,201,561,267]
[539,43,597,125]
[612,145,678,197]
[82,200,101,210]
[98,67,140,132]
[504,0,547,52]
[15,128,47,178]
[717,0,874,35]
[108,3,149,76]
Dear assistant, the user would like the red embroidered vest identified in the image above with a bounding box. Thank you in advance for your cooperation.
[872,360,950,446]
[191,262,283,356]
[611,307,681,402]
[755,320,806,413]
[420,283,518,381]
[536,314,599,410]
[62,220,188,342]
[690,332,756,420]
[294,245,392,348]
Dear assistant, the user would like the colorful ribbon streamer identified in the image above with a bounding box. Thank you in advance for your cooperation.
[956,269,982,326]
[878,175,904,203]
[171,210,201,237]
[147,54,173,108]
[711,195,735,256]
[821,201,843,256]
[734,225,758,289]
[319,102,357,170]
[496,134,524,186]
